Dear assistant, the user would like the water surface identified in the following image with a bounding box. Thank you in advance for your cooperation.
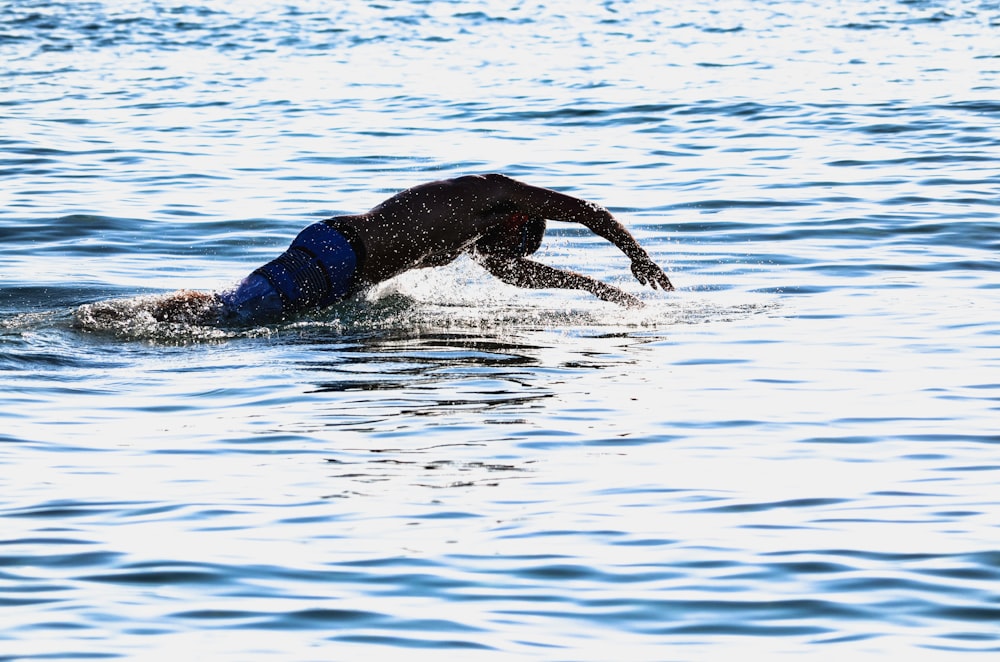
[2,1,999,659]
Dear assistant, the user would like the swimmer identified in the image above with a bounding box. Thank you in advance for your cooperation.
[152,174,674,325]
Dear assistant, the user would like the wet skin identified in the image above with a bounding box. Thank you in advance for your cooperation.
[336,173,673,306]
[151,174,674,323]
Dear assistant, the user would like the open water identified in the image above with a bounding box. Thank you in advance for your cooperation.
[2,1,999,660]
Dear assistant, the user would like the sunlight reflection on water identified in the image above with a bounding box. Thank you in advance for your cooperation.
[2,0,1000,659]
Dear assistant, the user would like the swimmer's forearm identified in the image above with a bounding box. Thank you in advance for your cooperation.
[556,207,674,291]
[579,207,648,260]
[557,204,675,291]
[479,257,642,307]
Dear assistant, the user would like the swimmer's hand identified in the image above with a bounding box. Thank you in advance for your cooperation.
[631,254,674,291]
[592,282,644,308]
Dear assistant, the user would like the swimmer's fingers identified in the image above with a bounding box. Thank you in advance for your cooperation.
[619,291,645,308]
[595,283,644,308]
[631,256,675,291]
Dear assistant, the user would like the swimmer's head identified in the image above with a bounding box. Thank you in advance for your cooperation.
[475,214,546,259]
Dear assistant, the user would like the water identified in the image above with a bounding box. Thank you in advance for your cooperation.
[2,0,999,659]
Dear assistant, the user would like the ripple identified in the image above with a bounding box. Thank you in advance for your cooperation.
[4,0,1000,659]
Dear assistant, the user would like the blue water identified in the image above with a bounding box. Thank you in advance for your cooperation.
[2,0,999,659]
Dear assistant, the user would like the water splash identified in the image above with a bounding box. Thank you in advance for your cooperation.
[72,292,251,342]
[66,259,776,343]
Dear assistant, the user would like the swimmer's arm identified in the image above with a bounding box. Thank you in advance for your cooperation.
[475,255,643,308]
[483,174,674,291]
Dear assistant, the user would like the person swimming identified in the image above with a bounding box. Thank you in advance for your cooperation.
[149,174,674,326]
